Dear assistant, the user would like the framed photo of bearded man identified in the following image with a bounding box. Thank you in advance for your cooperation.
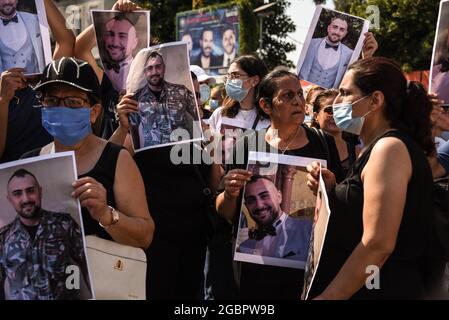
[92,10,150,92]
[0,0,52,75]
[296,6,369,89]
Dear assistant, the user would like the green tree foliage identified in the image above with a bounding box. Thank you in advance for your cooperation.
[138,0,296,70]
[138,0,192,42]
[315,0,441,71]
[259,0,297,70]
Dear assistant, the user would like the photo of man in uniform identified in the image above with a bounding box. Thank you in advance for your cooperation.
[299,15,354,89]
[237,174,312,261]
[0,169,88,300]
[0,0,45,74]
[130,50,199,149]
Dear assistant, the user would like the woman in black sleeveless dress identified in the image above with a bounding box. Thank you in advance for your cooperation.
[29,57,154,249]
[306,57,443,299]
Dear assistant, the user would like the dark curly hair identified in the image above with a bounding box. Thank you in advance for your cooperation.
[347,57,434,156]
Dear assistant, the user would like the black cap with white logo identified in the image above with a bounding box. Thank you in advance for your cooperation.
[34,57,101,101]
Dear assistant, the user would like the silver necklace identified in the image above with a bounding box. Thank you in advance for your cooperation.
[270,127,300,154]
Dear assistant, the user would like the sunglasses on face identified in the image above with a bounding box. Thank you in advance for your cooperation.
[322,106,333,115]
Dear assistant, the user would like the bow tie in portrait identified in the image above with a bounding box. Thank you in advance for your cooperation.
[325,43,339,51]
[2,15,18,26]
[105,61,121,73]
[249,225,277,241]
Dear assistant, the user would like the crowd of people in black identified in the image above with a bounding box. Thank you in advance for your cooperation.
[0,0,448,300]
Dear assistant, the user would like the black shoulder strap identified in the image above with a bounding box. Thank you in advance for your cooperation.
[311,127,331,169]
[251,114,260,130]
[192,163,219,231]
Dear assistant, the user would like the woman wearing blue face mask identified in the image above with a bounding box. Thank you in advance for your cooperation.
[23,57,154,251]
[306,57,444,299]
[208,55,271,136]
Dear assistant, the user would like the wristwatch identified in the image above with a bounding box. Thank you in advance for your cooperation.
[99,206,119,229]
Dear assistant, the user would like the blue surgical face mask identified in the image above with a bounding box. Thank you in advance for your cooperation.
[200,84,211,104]
[225,78,249,102]
[210,99,220,110]
[332,95,371,135]
[41,107,92,146]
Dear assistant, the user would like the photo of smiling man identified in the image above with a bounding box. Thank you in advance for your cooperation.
[92,10,149,92]
[297,6,369,89]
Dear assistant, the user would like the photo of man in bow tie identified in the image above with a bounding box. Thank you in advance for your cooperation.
[299,14,355,89]
[237,174,312,262]
[0,0,45,74]
[102,13,138,92]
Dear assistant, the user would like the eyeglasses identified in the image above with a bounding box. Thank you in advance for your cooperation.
[225,72,249,82]
[41,96,90,108]
[322,106,333,115]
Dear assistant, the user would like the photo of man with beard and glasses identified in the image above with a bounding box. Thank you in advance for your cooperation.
[297,7,369,89]
[92,10,149,92]
[237,174,312,263]
[0,167,90,300]
[0,0,49,74]
[128,44,201,151]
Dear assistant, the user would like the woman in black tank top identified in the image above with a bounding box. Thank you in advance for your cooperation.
[30,57,154,250]
[306,57,443,299]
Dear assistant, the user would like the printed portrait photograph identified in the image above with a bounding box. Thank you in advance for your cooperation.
[296,5,370,89]
[92,10,150,92]
[430,0,449,104]
[176,5,240,76]
[126,41,203,152]
[0,0,52,75]
[0,153,93,300]
[302,171,331,300]
[234,152,326,269]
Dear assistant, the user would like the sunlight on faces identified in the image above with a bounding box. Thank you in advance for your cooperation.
[316,96,339,134]
[245,178,282,227]
[265,76,305,124]
[144,55,165,87]
[104,18,138,63]
[327,18,348,44]
[43,84,101,125]
[227,62,255,91]
[305,87,325,115]
[7,174,42,220]
[334,71,370,118]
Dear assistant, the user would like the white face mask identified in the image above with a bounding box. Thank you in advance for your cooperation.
[332,95,371,135]
[199,84,211,104]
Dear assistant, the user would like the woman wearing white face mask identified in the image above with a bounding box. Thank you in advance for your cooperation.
[208,55,271,135]
[306,57,444,299]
